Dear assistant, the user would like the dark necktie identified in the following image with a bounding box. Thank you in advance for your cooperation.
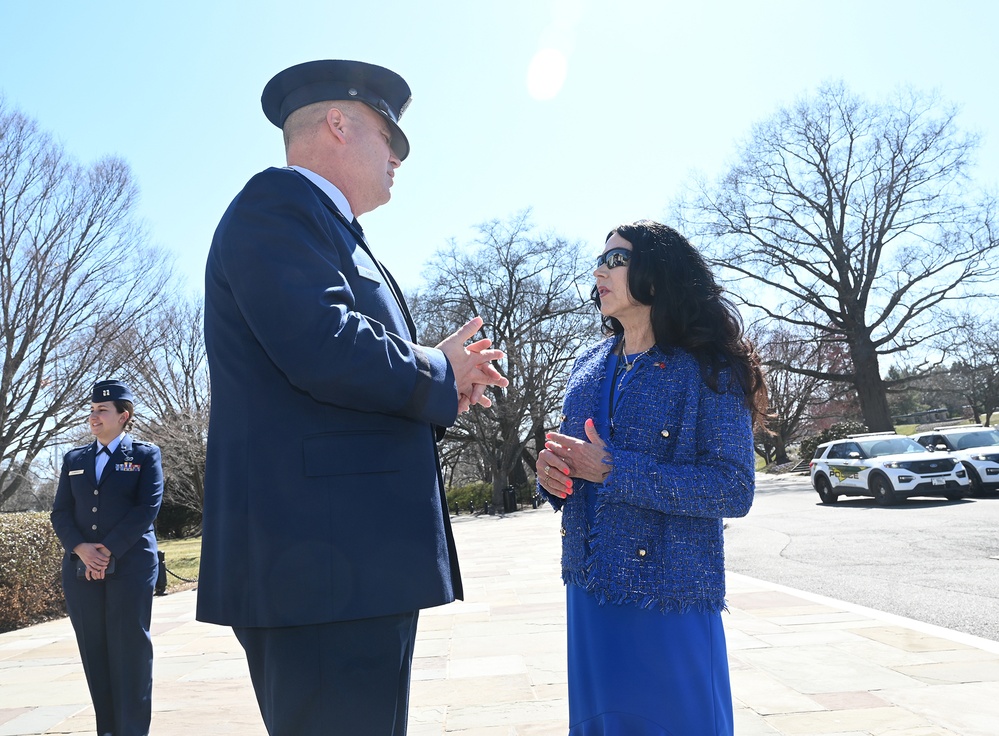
[97,445,112,481]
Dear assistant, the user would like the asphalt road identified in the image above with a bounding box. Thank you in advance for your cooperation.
[725,473,999,642]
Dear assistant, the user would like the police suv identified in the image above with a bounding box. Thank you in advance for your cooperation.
[911,425,999,497]
[809,432,969,505]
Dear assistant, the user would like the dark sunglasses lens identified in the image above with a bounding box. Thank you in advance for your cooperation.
[608,252,629,268]
[597,249,631,269]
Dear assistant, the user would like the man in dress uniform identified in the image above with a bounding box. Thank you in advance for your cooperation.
[51,379,164,736]
[197,60,507,736]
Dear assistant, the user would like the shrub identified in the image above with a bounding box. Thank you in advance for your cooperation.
[0,512,66,632]
[155,500,202,539]
[445,481,493,514]
[798,420,869,463]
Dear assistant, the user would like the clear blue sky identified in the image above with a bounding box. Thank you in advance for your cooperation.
[2,0,997,294]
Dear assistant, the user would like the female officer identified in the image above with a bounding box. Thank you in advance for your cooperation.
[51,379,163,736]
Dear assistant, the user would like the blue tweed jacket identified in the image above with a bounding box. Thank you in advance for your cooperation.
[540,337,754,613]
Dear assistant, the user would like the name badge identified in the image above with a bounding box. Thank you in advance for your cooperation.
[69,469,84,476]
[356,266,381,283]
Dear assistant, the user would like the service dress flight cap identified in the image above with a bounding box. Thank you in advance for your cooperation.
[261,59,412,160]
[91,379,134,403]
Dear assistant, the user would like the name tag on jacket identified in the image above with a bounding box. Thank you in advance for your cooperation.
[69,469,84,476]
[356,265,381,283]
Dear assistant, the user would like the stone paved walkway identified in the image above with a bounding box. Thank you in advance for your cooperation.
[2,508,998,735]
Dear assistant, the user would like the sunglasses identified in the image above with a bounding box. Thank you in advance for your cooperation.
[596,247,631,270]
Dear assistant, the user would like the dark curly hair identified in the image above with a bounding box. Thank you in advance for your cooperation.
[591,220,768,426]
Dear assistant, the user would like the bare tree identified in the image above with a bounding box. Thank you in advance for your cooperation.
[680,82,999,431]
[941,315,999,426]
[0,100,172,507]
[751,324,826,465]
[412,212,599,509]
[132,298,209,528]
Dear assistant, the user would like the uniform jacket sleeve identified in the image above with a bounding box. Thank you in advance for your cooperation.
[51,453,86,553]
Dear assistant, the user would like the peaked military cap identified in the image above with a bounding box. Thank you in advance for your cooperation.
[261,59,412,160]
[91,379,134,403]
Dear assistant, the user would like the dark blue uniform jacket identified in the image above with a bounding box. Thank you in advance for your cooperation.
[198,167,462,628]
[51,436,163,575]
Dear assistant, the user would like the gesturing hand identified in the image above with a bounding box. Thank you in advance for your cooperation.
[545,419,612,485]
[437,317,509,413]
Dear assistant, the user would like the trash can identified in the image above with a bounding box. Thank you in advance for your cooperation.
[502,485,517,513]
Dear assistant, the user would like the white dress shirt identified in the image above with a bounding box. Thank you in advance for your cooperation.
[95,433,124,481]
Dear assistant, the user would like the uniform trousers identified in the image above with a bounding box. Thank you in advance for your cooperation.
[234,610,419,736]
[62,559,156,736]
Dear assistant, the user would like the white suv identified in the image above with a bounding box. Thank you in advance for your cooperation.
[912,426,999,497]
[809,432,969,505]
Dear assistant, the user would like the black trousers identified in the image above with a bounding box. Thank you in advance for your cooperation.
[234,611,420,736]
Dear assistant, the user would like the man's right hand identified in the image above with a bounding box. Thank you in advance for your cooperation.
[436,317,509,413]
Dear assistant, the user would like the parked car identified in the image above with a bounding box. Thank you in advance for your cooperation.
[912,425,999,496]
[809,432,969,505]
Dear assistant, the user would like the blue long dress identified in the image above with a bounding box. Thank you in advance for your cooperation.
[566,351,734,736]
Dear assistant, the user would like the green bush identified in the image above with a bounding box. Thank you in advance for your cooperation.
[155,500,202,539]
[445,481,493,514]
[798,420,868,463]
[0,512,66,632]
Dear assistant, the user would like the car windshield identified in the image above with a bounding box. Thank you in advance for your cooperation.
[857,437,927,457]
[948,429,999,450]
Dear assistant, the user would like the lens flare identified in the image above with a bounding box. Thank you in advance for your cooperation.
[527,48,568,101]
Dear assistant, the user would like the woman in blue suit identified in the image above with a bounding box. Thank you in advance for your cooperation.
[51,379,164,736]
[538,222,768,735]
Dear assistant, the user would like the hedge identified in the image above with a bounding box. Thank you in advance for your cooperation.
[0,512,66,633]
[445,481,494,514]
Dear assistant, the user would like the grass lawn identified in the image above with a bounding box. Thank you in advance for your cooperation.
[158,536,201,590]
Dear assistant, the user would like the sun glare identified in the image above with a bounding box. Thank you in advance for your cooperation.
[527,48,568,101]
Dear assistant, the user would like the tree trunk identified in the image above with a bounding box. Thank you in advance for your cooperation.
[0,474,28,510]
[491,476,504,512]
[969,402,983,425]
[772,433,789,465]
[849,338,894,431]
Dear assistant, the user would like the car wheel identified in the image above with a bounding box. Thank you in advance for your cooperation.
[964,464,984,497]
[871,475,897,506]
[814,475,838,505]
